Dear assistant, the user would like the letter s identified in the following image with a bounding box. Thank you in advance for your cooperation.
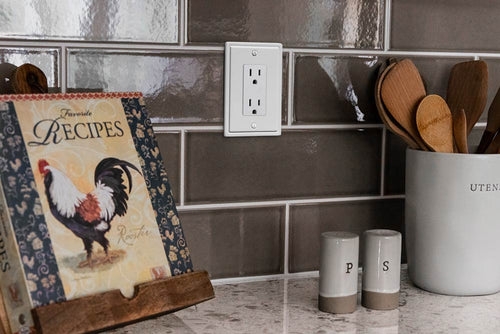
[383,261,389,272]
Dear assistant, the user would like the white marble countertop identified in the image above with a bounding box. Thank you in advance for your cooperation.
[107,269,500,333]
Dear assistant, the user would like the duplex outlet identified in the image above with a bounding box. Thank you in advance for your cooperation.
[243,64,266,116]
[224,42,282,137]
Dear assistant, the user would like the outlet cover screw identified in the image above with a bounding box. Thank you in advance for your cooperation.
[251,122,257,129]
[251,50,257,56]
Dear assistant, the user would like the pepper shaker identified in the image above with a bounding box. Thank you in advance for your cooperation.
[319,231,359,314]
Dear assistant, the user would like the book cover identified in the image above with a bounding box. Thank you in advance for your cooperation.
[0,93,192,334]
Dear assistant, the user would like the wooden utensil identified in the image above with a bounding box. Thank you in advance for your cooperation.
[375,60,420,149]
[484,133,500,154]
[10,63,48,94]
[453,109,469,153]
[446,60,488,134]
[381,59,428,150]
[476,86,500,153]
[416,95,454,153]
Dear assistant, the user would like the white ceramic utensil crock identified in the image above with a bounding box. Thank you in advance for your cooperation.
[406,148,500,295]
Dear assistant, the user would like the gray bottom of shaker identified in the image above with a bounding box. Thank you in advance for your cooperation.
[361,290,399,310]
[318,294,357,314]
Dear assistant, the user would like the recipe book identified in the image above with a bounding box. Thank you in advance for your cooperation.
[0,92,192,334]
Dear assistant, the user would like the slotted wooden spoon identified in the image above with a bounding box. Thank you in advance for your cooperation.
[453,109,468,153]
[381,59,428,150]
[375,60,419,149]
[447,60,488,134]
[416,95,454,153]
[476,86,500,153]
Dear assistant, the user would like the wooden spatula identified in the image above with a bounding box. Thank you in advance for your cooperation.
[453,109,469,153]
[381,59,428,150]
[477,87,500,153]
[416,95,454,153]
[375,60,419,149]
[447,60,488,134]
[485,133,500,154]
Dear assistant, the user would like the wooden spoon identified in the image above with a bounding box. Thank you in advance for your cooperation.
[381,59,428,150]
[453,109,469,153]
[375,60,419,149]
[476,86,500,153]
[447,60,488,134]
[416,95,454,153]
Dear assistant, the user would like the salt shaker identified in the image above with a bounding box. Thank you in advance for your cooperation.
[319,231,359,314]
[362,229,402,310]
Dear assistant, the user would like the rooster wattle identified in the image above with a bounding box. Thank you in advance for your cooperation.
[38,158,141,268]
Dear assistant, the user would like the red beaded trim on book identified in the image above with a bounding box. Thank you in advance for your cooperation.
[0,92,143,102]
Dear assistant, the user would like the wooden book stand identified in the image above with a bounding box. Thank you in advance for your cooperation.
[0,64,215,333]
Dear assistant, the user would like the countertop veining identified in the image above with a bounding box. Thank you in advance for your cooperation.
[107,269,500,333]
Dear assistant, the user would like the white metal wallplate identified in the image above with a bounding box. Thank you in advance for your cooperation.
[224,42,282,137]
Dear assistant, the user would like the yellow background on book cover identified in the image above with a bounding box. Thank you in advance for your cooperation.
[14,98,170,299]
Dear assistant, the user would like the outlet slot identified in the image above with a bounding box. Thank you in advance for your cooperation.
[243,64,266,116]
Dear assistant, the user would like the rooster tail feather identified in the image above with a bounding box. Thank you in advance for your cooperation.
[94,158,141,192]
[94,158,141,217]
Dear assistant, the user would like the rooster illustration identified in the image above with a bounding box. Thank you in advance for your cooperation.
[38,158,141,268]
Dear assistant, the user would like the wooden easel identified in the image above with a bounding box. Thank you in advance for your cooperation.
[0,63,215,334]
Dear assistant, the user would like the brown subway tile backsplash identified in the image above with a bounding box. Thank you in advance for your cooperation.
[180,207,285,278]
[68,50,289,124]
[0,0,178,43]
[188,0,385,49]
[156,132,181,202]
[384,132,407,195]
[289,199,405,273]
[67,50,224,124]
[294,55,385,124]
[391,0,500,52]
[185,130,382,204]
[0,47,59,89]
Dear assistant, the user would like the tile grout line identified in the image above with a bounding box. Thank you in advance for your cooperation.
[284,203,290,275]
[384,0,391,51]
[6,39,500,59]
[212,264,410,286]
[180,129,186,206]
[176,194,406,211]
[183,0,189,46]
[153,122,487,133]
[178,0,185,46]
[61,45,66,93]
[287,51,294,126]
[153,123,385,132]
[380,127,387,196]
[211,270,319,286]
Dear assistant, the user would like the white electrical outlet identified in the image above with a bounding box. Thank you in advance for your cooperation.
[224,42,282,137]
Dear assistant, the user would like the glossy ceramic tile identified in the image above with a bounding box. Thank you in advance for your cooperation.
[156,132,180,202]
[294,55,385,124]
[68,50,288,124]
[0,48,59,91]
[385,132,407,195]
[185,130,382,204]
[179,207,284,278]
[468,127,485,152]
[391,0,500,51]
[188,0,385,49]
[289,199,405,272]
[67,50,224,123]
[0,0,178,43]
